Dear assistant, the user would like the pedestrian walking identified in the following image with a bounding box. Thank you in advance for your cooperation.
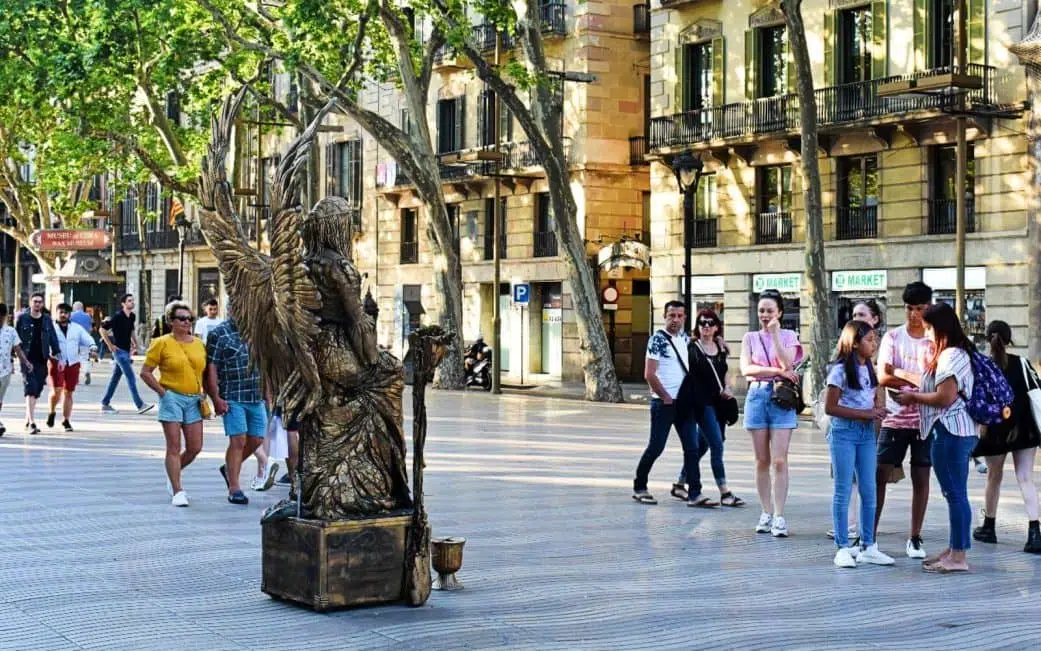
[671,309,744,507]
[100,294,155,415]
[825,320,894,568]
[893,302,978,573]
[139,300,207,507]
[740,289,803,537]
[69,302,94,385]
[875,281,934,559]
[0,303,32,437]
[194,298,224,344]
[970,320,1041,552]
[46,303,97,432]
[15,293,60,434]
[632,301,703,506]
[204,315,273,505]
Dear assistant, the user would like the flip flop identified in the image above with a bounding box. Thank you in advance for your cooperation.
[228,490,249,505]
[922,562,968,574]
[688,495,720,508]
[632,492,658,505]
[720,492,745,507]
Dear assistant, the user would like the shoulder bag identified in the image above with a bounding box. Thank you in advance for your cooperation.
[1021,357,1041,434]
[695,341,739,426]
[756,332,804,412]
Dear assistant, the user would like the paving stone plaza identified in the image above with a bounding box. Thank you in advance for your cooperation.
[2,363,1041,650]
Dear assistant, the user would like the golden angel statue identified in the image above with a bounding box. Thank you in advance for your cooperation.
[197,90,411,522]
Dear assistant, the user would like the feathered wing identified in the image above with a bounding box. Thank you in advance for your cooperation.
[197,89,322,416]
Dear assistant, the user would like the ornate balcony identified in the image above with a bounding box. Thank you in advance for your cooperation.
[533,231,558,257]
[928,199,976,235]
[540,3,566,37]
[400,241,419,264]
[691,218,717,248]
[836,206,878,240]
[755,212,792,245]
[629,136,648,165]
[633,4,650,35]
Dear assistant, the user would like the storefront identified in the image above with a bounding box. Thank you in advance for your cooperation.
[751,273,801,331]
[539,282,563,377]
[831,269,888,334]
[924,267,987,344]
[689,275,726,323]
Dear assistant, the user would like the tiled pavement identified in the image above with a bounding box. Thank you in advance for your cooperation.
[1,362,1041,650]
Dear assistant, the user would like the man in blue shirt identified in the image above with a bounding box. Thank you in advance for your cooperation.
[204,315,270,505]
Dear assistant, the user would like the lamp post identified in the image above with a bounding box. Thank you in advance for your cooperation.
[671,151,704,332]
[175,212,189,297]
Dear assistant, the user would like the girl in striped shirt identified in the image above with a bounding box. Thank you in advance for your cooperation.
[894,303,977,573]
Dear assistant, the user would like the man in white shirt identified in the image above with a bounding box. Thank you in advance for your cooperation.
[632,301,703,506]
[0,303,32,437]
[47,303,97,432]
[193,298,224,344]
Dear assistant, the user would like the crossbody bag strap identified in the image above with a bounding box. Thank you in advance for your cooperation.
[695,341,725,393]
[169,336,203,395]
[658,329,688,376]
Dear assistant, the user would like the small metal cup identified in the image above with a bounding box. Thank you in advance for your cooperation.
[430,536,466,591]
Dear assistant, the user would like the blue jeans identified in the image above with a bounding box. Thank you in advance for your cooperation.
[930,421,977,552]
[101,349,145,409]
[634,400,700,494]
[829,418,878,548]
[676,405,727,491]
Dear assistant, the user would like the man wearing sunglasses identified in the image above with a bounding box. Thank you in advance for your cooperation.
[100,293,154,415]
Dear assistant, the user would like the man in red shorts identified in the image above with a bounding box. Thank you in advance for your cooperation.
[47,303,97,432]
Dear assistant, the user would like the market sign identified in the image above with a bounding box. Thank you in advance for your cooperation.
[753,273,801,294]
[30,229,111,251]
[832,270,887,293]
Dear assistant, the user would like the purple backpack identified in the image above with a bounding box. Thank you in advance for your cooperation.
[961,349,1014,425]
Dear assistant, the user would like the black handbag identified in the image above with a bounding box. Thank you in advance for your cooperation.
[695,341,739,426]
[755,333,805,413]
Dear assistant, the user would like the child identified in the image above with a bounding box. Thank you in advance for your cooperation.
[0,303,32,437]
[825,320,894,568]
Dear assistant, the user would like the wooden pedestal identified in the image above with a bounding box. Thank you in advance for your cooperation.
[261,514,412,611]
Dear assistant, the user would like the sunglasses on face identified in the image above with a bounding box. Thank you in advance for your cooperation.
[697,320,717,327]
[172,315,194,323]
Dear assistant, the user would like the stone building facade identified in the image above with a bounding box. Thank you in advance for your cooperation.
[648,0,1036,389]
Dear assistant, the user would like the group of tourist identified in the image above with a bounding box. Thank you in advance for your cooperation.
[633,281,1041,572]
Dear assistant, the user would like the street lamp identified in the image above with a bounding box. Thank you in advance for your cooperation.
[175,211,190,297]
[671,151,704,332]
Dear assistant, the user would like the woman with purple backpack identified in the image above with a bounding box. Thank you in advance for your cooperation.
[893,303,979,573]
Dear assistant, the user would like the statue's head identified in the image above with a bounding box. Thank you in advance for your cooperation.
[301,196,355,258]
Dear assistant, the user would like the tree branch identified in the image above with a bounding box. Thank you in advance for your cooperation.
[99,130,198,196]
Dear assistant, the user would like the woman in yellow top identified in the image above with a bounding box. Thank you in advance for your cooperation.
[140,300,207,507]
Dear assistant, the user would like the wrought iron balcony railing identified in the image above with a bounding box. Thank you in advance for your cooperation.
[633,3,650,35]
[629,136,648,165]
[484,234,507,261]
[650,64,999,150]
[756,211,793,245]
[928,198,976,235]
[400,241,419,264]
[533,231,558,257]
[540,3,566,37]
[690,218,717,248]
[836,205,879,240]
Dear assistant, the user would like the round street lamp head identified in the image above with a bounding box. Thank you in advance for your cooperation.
[672,151,703,191]
[174,212,190,238]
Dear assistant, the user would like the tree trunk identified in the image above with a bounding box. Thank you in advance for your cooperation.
[782,0,830,398]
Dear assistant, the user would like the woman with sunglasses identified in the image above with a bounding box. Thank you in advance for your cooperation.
[140,300,207,507]
[671,309,744,507]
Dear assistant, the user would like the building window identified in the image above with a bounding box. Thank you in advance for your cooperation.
[692,175,717,248]
[929,144,975,235]
[402,284,424,338]
[682,41,714,111]
[534,193,557,257]
[436,96,466,154]
[164,269,180,301]
[758,25,787,98]
[400,208,418,264]
[483,198,507,260]
[478,89,513,146]
[327,140,362,207]
[836,155,879,239]
[930,0,955,69]
[839,5,872,84]
[755,166,793,244]
[448,204,460,255]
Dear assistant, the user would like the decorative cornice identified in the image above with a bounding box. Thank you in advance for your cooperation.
[678,19,723,44]
[749,5,784,29]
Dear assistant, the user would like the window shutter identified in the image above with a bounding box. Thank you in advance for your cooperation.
[711,37,725,106]
[871,0,887,79]
[967,0,985,65]
[785,29,796,95]
[674,43,685,111]
[744,29,756,100]
[325,143,336,196]
[913,0,928,70]
[454,95,466,151]
[499,97,513,142]
[823,11,835,86]
[477,91,487,146]
[349,141,362,206]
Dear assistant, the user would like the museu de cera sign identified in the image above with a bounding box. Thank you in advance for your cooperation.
[29,229,112,251]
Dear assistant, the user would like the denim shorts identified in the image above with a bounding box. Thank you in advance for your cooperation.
[223,401,268,438]
[743,382,798,430]
[158,389,202,425]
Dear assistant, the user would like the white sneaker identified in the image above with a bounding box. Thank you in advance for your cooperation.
[906,536,927,559]
[833,547,858,568]
[856,544,895,566]
[171,491,190,507]
[755,512,773,533]
[771,515,789,538]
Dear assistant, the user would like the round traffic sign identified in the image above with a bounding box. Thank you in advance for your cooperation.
[602,286,619,303]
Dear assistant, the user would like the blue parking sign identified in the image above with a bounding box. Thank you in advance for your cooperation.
[512,283,530,305]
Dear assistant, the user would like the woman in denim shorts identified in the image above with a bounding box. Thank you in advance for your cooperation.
[140,301,207,507]
[740,289,803,538]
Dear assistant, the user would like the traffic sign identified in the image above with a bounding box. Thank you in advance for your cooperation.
[512,283,530,305]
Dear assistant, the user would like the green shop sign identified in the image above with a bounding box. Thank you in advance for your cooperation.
[753,273,802,294]
[832,270,887,293]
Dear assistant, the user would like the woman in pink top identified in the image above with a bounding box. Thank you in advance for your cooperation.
[739,289,804,537]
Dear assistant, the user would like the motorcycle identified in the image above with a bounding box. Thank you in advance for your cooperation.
[465,345,493,391]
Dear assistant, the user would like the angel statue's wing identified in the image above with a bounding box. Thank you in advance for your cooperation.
[197,88,323,418]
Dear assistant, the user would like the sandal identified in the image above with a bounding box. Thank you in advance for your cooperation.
[719,492,745,508]
[670,483,688,501]
[687,495,720,508]
[228,490,249,505]
[632,491,657,505]
[922,562,968,574]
